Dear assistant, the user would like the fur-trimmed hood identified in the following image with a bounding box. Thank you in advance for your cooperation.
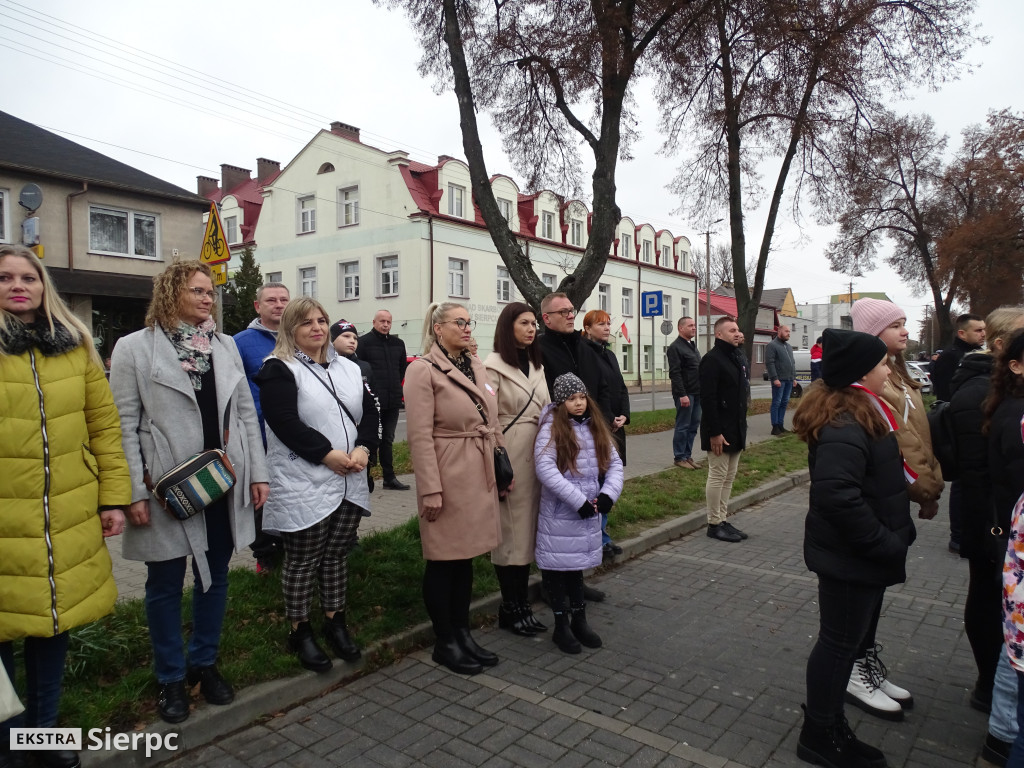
[0,318,80,357]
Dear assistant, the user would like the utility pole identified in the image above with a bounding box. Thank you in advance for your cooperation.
[699,219,723,352]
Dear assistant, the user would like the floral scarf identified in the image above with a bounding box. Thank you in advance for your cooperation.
[165,318,216,390]
[437,341,475,383]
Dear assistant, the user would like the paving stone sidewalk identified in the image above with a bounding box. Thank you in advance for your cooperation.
[157,484,988,768]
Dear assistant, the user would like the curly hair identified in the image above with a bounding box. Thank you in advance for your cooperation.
[792,380,890,444]
[145,260,214,329]
[983,329,1024,433]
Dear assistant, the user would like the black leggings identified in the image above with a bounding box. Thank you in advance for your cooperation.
[541,569,584,613]
[423,559,474,639]
[964,555,1004,699]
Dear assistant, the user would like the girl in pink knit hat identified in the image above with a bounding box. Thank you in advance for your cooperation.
[844,297,944,722]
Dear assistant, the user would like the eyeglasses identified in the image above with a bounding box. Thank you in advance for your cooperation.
[188,287,216,300]
[546,307,576,318]
[442,318,476,331]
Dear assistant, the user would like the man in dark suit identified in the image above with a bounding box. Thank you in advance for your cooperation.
[699,316,749,543]
[359,309,409,490]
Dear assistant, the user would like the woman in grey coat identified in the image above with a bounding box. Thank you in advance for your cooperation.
[109,261,268,725]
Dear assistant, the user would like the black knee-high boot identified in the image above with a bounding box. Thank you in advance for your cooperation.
[566,571,602,648]
[494,564,536,636]
[543,570,580,654]
[516,564,546,632]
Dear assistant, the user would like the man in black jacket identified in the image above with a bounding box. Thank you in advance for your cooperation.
[538,293,612,421]
[699,316,749,543]
[667,316,702,469]
[359,310,409,490]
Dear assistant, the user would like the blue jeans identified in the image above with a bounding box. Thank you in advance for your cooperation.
[673,397,702,461]
[145,506,233,684]
[805,576,885,725]
[1,632,70,745]
[770,379,794,427]
[994,651,1020,743]
[1010,668,1024,768]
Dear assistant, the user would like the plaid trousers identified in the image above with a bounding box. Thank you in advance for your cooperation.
[280,501,363,621]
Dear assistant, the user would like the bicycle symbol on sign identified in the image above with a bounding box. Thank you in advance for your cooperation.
[206,228,225,260]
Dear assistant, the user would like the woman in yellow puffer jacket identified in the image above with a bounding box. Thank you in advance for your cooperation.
[0,245,129,768]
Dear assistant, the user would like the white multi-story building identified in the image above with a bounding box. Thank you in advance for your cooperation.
[203,121,698,383]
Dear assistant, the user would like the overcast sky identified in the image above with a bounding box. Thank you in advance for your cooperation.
[1,0,1019,337]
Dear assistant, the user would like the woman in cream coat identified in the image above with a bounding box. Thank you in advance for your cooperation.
[110,261,268,725]
[484,302,551,637]
[404,302,505,676]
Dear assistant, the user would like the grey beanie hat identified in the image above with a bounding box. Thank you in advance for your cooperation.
[553,372,587,404]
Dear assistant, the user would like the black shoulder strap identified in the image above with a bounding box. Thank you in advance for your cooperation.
[301,359,358,426]
[502,387,535,435]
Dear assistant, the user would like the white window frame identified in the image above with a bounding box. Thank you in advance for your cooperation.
[663,294,673,322]
[377,254,399,297]
[662,244,671,265]
[681,297,690,319]
[224,215,239,245]
[662,345,669,371]
[622,287,633,317]
[642,240,652,263]
[299,266,317,298]
[448,184,465,218]
[498,198,512,221]
[0,189,9,243]
[88,205,160,259]
[448,258,468,298]
[338,185,359,227]
[643,345,653,372]
[266,271,282,283]
[598,283,610,313]
[542,273,557,293]
[496,266,513,303]
[621,233,632,258]
[297,195,316,234]
[338,260,360,301]
[621,344,633,372]
[755,344,765,364]
[542,211,555,240]
[571,219,583,247]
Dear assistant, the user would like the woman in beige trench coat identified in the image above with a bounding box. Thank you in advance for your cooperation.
[404,302,506,675]
[484,302,550,636]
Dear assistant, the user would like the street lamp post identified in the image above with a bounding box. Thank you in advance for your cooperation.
[699,219,724,352]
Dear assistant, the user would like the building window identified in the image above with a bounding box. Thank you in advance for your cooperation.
[498,198,512,221]
[0,189,8,243]
[642,240,652,263]
[88,205,159,258]
[663,294,673,322]
[571,220,583,247]
[621,344,633,372]
[802,335,809,347]
[643,345,653,372]
[622,287,633,317]
[448,184,465,218]
[598,283,610,313]
[755,344,765,364]
[681,297,690,318]
[298,195,316,234]
[224,216,238,245]
[338,186,359,227]
[496,266,513,303]
[318,163,335,174]
[299,266,317,298]
[266,271,282,283]
[448,258,467,297]
[542,273,557,292]
[662,244,671,265]
[542,211,556,240]
[378,255,399,296]
[338,261,359,300]
[680,251,689,272]
[621,233,632,259]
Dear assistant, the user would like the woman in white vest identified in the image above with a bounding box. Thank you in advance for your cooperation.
[256,298,378,673]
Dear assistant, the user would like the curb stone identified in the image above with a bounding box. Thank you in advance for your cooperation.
[83,467,810,767]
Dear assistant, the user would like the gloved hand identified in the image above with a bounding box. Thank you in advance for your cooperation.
[576,499,597,519]
[596,493,613,517]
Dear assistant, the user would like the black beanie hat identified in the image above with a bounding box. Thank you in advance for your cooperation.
[821,328,887,388]
[330,320,358,342]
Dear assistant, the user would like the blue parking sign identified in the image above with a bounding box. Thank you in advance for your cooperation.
[641,291,664,318]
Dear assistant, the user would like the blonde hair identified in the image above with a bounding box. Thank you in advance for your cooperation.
[0,245,99,364]
[420,301,463,353]
[270,297,332,363]
[145,260,215,329]
[985,306,1024,352]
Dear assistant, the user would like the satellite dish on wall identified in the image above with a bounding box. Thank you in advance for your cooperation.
[19,184,43,212]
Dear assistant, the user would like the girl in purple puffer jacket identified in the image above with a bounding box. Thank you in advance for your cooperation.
[535,373,624,653]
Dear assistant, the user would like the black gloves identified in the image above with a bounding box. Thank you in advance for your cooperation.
[576,500,597,519]
[596,493,613,517]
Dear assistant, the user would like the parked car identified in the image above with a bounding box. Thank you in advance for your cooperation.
[906,361,932,395]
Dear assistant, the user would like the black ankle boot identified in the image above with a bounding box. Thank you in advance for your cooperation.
[796,706,880,768]
[569,606,602,648]
[156,679,189,724]
[323,612,361,661]
[520,601,547,632]
[432,636,483,675]
[186,664,234,705]
[552,612,581,654]
[288,621,333,673]
[452,627,498,666]
[35,751,80,768]
[498,601,537,636]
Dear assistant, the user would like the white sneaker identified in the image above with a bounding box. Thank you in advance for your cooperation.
[865,645,913,708]
[845,658,904,721]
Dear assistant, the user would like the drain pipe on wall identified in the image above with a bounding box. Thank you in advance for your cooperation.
[66,182,89,272]
[428,214,435,304]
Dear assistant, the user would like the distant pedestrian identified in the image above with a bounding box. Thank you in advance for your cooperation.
[534,373,623,654]
[766,324,796,435]
[699,316,749,543]
[793,328,914,768]
[359,310,409,490]
[810,336,823,382]
[932,313,986,401]
[667,316,702,469]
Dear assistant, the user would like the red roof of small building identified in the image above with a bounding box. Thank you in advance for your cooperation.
[698,290,779,335]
